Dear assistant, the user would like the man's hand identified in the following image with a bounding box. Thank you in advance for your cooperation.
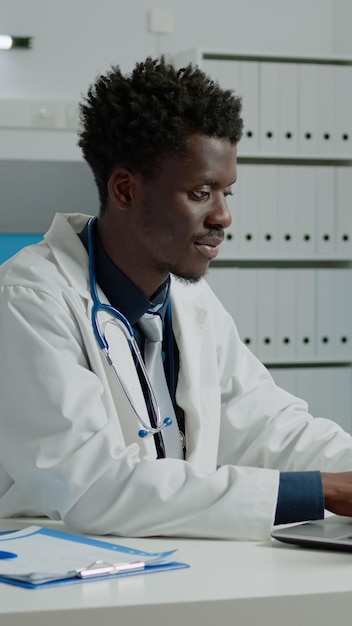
[321,472,352,516]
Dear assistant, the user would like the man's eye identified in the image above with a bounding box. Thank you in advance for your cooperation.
[191,190,209,200]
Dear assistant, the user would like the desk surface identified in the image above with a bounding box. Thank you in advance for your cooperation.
[1,518,352,626]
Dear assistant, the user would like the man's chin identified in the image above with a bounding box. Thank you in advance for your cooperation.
[157,260,207,285]
[173,271,205,285]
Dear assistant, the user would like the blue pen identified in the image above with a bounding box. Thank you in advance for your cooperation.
[0,551,17,559]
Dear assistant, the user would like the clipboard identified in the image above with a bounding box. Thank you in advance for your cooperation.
[0,526,189,589]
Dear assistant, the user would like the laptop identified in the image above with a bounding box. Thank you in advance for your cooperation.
[271,515,352,551]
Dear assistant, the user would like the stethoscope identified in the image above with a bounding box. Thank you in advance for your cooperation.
[87,217,173,439]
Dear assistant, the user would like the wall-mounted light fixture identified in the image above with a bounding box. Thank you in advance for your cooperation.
[0,35,33,50]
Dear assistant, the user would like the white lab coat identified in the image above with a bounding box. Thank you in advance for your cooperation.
[0,213,352,540]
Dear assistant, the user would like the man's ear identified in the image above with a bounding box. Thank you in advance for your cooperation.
[107,167,137,208]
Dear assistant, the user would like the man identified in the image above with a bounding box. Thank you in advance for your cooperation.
[0,57,352,539]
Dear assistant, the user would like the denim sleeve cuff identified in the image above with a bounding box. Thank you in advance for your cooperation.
[274,471,325,525]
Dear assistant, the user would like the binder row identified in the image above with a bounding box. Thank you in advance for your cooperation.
[267,365,352,433]
[206,267,352,363]
[221,164,352,260]
[202,59,352,156]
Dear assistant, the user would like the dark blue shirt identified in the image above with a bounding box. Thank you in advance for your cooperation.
[79,221,325,525]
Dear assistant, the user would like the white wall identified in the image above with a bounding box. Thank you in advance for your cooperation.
[0,0,350,161]
[0,0,338,100]
[332,0,352,55]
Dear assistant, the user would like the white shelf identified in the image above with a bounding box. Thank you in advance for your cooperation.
[173,48,352,65]
[264,358,352,366]
[237,153,352,163]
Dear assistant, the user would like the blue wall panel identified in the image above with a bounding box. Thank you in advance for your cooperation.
[0,234,43,264]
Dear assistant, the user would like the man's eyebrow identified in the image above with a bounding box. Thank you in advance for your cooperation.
[197,178,237,186]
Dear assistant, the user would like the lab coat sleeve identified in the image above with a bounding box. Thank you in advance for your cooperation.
[0,275,279,541]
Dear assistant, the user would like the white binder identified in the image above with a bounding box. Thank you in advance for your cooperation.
[204,265,218,293]
[257,165,277,257]
[217,189,238,260]
[295,270,316,360]
[278,62,299,154]
[335,65,352,156]
[335,167,352,258]
[205,59,240,91]
[276,269,296,360]
[315,166,335,257]
[201,59,222,82]
[316,269,337,359]
[235,268,258,355]
[206,266,239,321]
[223,267,239,321]
[267,366,297,395]
[332,367,352,433]
[237,165,258,257]
[316,64,336,155]
[277,166,297,258]
[220,267,239,324]
[296,367,334,419]
[205,265,222,299]
[256,269,277,362]
[298,64,318,154]
[237,61,259,154]
[334,269,352,360]
[259,62,279,153]
[219,59,240,90]
[296,166,316,257]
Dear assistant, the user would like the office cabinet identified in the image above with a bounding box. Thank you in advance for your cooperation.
[173,49,352,432]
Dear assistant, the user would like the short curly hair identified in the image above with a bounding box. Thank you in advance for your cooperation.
[78,56,243,208]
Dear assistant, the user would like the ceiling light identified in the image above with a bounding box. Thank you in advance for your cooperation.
[0,35,33,50]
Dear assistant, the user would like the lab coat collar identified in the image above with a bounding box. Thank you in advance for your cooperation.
[44,213,93,300]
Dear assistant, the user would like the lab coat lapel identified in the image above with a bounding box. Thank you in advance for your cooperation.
[170,282,212,469]
[45,214,157,458]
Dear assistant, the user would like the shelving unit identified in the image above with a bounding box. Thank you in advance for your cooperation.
[173,48,352,432]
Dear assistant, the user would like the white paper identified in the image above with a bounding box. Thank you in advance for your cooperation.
[0,526,177,583]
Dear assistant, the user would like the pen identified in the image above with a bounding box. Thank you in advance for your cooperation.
[76,560,145,578]
[0,551,17,559]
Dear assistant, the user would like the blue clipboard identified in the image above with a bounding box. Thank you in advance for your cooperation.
[0,526,189,589]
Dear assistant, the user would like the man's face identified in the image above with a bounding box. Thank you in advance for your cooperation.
[132,133,237,288]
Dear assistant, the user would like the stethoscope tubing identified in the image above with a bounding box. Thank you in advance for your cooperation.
[87,217,172,438]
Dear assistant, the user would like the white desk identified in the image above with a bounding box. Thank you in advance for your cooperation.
[1,518,352,626]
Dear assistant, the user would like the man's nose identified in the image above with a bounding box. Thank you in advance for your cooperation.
[206,196,232,230]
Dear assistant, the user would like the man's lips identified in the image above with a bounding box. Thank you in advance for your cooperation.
[194,236,224,259]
